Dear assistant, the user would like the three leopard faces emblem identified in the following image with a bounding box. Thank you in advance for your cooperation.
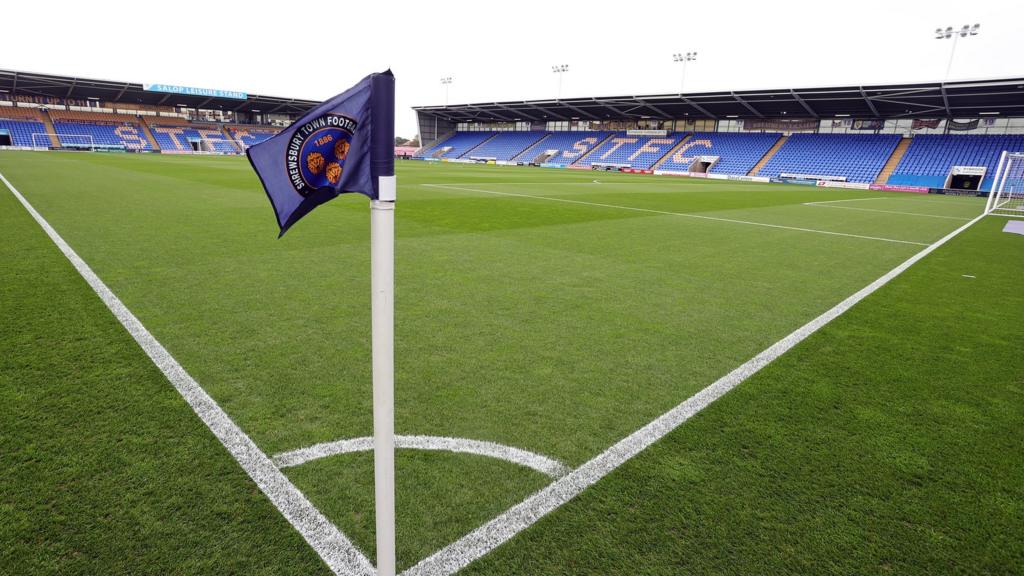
[286,114,358,197]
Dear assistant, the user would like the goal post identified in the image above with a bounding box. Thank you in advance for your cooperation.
[986,151,1024,217]
[31,132,95,150]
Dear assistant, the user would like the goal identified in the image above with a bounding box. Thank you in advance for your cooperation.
[31,132,94,150]
[986,151,1024,216]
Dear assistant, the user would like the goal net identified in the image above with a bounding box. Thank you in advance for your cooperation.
[986,151,1024,216]
[32,132,94,150]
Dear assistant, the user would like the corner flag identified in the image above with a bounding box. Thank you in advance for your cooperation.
[247,70,395,235]
[247,70,398,576]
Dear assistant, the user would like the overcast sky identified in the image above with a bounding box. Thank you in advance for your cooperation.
[4,0,1022,139]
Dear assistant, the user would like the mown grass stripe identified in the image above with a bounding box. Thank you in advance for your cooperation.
[403,210,985,576]
[423,183,930,246]
[0,170,374,576]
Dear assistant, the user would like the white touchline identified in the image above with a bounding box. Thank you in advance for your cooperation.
[402,211,986,576]
[0,171,374,576]
[801,202,972,221]
[423,184,929,246]
[274,435,570,479]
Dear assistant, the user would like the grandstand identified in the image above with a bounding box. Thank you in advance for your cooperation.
[413,77,1024,192]
[4,69,1024,192]
[0,69,308,154]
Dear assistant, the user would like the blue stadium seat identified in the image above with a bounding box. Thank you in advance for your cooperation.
[0,118,48,147]
[53,120,153,150]
[417,132,496,159]
[462,132,548,161]
[756,133,901,183]
[577,133,687,170]
[150,125,238,153]
[513,132,612,165]
[889,134,1024,191]
[659,132,781,175]
[229,127,278,149]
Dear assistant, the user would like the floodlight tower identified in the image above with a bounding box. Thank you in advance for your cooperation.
[440,77,454,107]
[672,52,697,93]
[552,64,569,100]
[935,24,980,81]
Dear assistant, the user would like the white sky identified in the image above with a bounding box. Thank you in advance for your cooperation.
[4,0,1022,139]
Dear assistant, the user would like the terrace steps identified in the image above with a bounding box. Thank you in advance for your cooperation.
[875,137,912,184]
[38,109,61,148]
[748,135,788,176]
[510,133,551,163]
[420,132,453,157]
[220,125,242,153]
[511,133,550,161]
[456,132,499,159]
[138,116,162,151]
[571,132,618,166]
[652,133,694,170]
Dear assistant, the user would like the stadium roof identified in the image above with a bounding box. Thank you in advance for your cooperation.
[0,69,319,115]
[414,77,1024,122]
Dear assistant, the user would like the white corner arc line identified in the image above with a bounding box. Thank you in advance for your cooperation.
[422,184,929,246]
[274,435,571,479]
[801,202,971,221]
[0,171,374,576]
[402,212,986,576]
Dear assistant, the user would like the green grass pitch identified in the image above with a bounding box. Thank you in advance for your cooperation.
[1,151,1021,574]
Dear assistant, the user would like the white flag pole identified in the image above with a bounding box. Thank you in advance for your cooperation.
[371,175,397,576]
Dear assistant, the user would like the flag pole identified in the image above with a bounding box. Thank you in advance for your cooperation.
[246,69,396,573]
[371,175,396,576]
[369,69,397,576]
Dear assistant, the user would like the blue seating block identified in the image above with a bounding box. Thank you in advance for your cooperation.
[0,119,48,147]
[514,132,612,165]
[757,133,901,183]
[659,132,781,175]
[891,134,1024,191]
[53,120,153,150]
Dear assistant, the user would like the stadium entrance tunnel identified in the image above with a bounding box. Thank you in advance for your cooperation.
[687,155,719,174]
[945,166,986,192]
[949,173,983,191]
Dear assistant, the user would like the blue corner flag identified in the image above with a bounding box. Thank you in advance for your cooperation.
[247,70,395,236]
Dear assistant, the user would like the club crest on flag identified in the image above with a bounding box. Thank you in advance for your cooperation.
[286,114,358,196]
[247,69,393,236]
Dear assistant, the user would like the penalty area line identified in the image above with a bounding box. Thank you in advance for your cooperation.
[423,183,928,246]
[402,208,986,576]
[0,171,374,576]
[801,202,972,221]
